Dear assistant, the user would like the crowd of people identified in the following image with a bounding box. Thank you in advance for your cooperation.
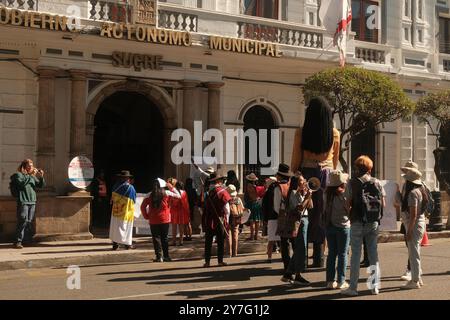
[9,97,432,294]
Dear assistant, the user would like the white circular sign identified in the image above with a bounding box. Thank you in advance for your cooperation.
[68,156,94,189]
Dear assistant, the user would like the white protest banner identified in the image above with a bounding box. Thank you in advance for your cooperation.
[379,180,400,231]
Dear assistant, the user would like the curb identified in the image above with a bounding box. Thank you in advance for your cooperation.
[0,232,449,271]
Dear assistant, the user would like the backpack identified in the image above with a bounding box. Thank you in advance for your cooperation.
[9,174,19,198]
[351,178,383,223]
[420,183,435,217]
[261,182,277,221]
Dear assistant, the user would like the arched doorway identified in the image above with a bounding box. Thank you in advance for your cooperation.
[351,124,377,177]
[92,91,164,227]
[243,105,277,178]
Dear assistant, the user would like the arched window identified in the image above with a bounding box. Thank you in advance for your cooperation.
[243,105,277,178]
[351,120,377,177]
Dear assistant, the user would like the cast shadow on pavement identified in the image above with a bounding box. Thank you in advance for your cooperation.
[107,266,281,284]
[97,259,281,276]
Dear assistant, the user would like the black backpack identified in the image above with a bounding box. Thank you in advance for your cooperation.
[261,182,277,221]
[9,174,19,198]
[351,178,383,223]
[420,183,435,217]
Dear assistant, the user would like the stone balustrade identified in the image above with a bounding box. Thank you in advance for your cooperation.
[158,9,198,32]
[0,0,38,11]
[237,21,323,48]
[356,47,386,64]
[88,0,133,23]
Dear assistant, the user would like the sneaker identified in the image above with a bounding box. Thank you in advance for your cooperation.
[326,281,338,289]
[281,275,293,283]
[402,281,421,290]
[400,270,412,281]
[218,262,228,267]
[371,287,380,295]
[153,257,163,263]
[341,288,358,297]
[163,257,172,262]
[125,245,136,250]
[337,282,350,290]
[293,275,310,286]
[14,242,23,249]
[203,262,210,268]
[112,243,119,251]
[419,278,424,286]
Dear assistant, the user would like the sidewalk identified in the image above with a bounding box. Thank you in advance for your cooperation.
[0,229,449,271]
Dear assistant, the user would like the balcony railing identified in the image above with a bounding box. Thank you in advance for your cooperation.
[237,21,323,48]
[0,0,38,11]
[89,0,133,23]
[158,10,198,32]
[356,47,386,64]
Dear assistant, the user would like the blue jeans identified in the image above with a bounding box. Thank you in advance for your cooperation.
[16,204,36,243]
[349,221,380,291]
[326,225,350,284]
[286,217,309,275]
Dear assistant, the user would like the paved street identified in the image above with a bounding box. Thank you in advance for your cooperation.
[0,239,448,300]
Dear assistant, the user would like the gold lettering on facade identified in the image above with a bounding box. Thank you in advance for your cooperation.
[136,25,146,41]
[0,7,10,24]
[112,24,124,39]
[158,29,168,43]
[112,51,163,71]
[54,15,68,31]
[100,23,112,37]
[11,9,22,26]
[232,38,242,53]
[208,36,282,58]
[30,12,40,28]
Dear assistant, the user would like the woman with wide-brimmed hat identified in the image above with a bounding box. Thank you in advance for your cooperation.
[399,162,428,290]
[244,172,262,241]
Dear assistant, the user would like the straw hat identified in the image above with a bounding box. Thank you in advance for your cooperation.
[401,160,420,175]
[402,170,423,185]
[328,170,349,187]
[226,184,238,197]
[401,160,423,184]
[245,173,259,182]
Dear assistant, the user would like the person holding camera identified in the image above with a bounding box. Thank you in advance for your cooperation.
[10,159,45,249]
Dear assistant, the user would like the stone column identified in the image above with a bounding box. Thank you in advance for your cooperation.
[206,82,225,170]
[206,82,224,131]
[181,80,202,182]
[69,69,90,159]
[36,67,59,192]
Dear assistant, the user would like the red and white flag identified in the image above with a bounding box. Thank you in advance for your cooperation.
[319,0,352,67]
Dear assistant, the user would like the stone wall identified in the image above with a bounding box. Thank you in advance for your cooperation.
[0,195,93,242]
[0,197,18,242]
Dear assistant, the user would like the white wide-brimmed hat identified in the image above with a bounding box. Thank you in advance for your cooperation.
[401,160,420,174]
[226,184,238,197]
[402,170,423,185]
[328,170,349,187]
[157,178,167,188]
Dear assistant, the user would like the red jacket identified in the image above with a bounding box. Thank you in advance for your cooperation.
[203,185,231,231]
[141,195,171,225]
